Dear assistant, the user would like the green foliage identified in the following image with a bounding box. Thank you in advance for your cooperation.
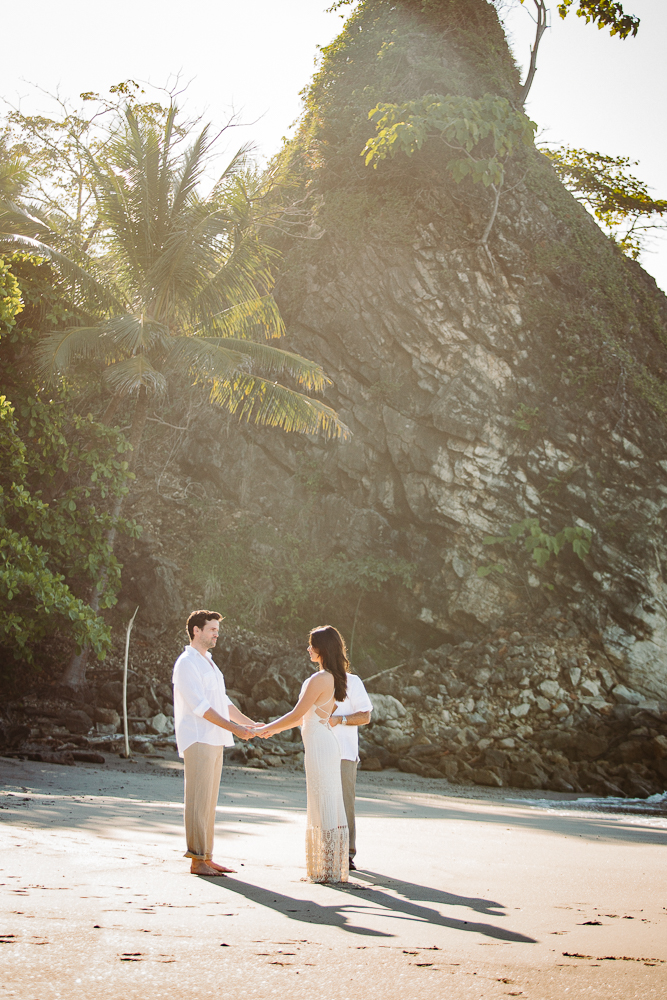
[363,93,536,188]
[0,397,105,661]
[0,258,22,330]
[556,0,639,38]
[478,517,592,576]
[0,256,140,665]
[1,92,349,443]
[512,403,540,432]
[191,519,415,637]
[522,150,667,420]
[544,145,667,259]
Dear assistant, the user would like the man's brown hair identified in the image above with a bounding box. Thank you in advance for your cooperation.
[186,609,222,640]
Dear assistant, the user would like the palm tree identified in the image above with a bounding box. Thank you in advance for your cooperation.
[0,104,349,691]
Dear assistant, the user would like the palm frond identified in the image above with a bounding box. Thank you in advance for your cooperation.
[104,355,167,396]
[208,145,255,201]
[35,326,115,378]
[201,295,285,341]
[167,335,246,380]
[199,336,329,392]
[0,232,122,312]
[189,230,280,323]
[106,314,170,353]
[171,124,211,218]
[0,200,52,238]
[207,374,351,440]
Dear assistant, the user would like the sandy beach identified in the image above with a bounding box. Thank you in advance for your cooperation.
[1,753,665,1000]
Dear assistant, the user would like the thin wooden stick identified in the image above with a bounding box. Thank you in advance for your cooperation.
[122,606,139,758]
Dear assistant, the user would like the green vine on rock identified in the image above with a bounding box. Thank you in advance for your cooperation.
[362,93,536,261]
[477,517,592,577]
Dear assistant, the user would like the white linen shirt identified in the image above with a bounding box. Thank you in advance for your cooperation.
[172,645,234,757]
[330,673,373,762]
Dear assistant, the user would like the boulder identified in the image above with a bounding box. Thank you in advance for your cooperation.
[94,708,120,728]
[361,756,383,771]
[574,733,608,758]
[539,680,560,699]
[547,775,575,793]
[147,713,174,736]
[510,771,543,790]
[251,666,291,704]
[99,681,123,708]
[483,748,509,768]
[437,757,459,779]
[96,723,117,735]
[225,689,243,709]
[61,709,94,735]
[398,757,443,779]
[612,684,643,705]
[0,724,30,747]
[590,778,626,797]
[128,697,151,719]
[469,768,503,788]
[615,739,649,764]
[368,693,407,724]
[622,775,656,798]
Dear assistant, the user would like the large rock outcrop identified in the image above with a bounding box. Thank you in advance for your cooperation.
[175,0,667,702]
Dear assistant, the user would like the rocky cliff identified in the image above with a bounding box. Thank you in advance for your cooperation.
[169,0,667,707]
[5,0,667,801]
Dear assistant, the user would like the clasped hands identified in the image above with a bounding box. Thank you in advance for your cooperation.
[233,721,280,741]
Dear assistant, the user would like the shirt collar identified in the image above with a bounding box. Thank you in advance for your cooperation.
[184,644,214,664]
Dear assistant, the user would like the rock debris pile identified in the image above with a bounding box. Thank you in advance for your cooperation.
[2,615,666,799]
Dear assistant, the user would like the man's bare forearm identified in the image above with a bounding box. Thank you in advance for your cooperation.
[330,711,371,727]
[203,707,252,737]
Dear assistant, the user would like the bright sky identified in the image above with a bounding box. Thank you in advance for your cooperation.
[1,0,665,290]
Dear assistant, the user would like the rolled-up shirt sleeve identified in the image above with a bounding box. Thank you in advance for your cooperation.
[350,681,373,715]
[173,658,211,718]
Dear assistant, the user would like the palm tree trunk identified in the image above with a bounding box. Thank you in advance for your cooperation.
[60,387,149,695]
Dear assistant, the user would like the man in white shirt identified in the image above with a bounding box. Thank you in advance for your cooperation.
[329,673,373,871]
[172,610,258,876]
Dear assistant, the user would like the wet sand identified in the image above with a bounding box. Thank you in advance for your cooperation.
[1,753,666,999]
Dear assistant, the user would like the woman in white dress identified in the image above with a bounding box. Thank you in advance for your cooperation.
[256,626,349,883]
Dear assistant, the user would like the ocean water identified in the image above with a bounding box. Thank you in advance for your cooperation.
[512,790,667,820]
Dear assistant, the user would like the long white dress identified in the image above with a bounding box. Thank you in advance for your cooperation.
[300,683,349,883]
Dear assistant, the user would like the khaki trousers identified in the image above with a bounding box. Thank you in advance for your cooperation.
[183,742,224,861]
[340,759,358,859]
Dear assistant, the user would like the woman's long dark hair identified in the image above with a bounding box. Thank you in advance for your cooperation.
[309,625,349,703]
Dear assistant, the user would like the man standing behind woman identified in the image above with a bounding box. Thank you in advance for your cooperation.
[257,625,369,883]
[328,664,372,871]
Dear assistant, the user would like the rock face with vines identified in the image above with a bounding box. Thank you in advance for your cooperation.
[156,0,667,702]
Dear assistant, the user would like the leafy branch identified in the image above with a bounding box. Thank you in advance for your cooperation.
[543,145,667,259]
[477,517,592,577]
[362,93,536,261]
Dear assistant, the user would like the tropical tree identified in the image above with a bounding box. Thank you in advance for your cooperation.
[0,255,138,672]
[0,99,350,691]
[543,145,667,259]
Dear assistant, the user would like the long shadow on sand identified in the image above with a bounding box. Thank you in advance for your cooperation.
[201,873,536,943]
